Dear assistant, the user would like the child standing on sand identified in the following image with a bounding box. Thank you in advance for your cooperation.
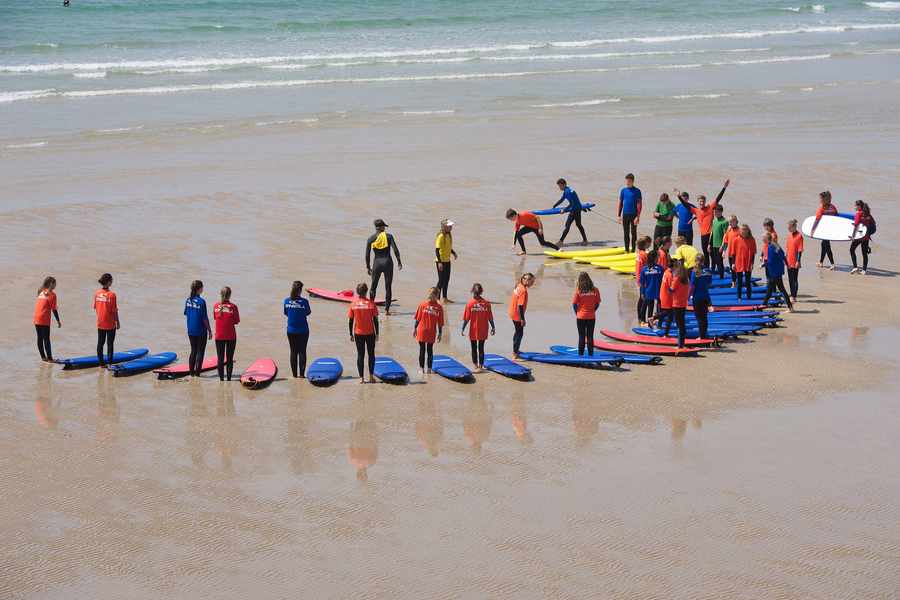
[414,287,444,374]
[732,225,757,300]
[785,219,803,302]
[508,273,535,357]
[572,272,601,357]
[33,276,61,362]
[94,273,120,367]
[348,283,379,383]
[640,251,663,326]
[722,215,740,286]
[761,233,794,312]
[461,283,495,372]
[634,236,651,324]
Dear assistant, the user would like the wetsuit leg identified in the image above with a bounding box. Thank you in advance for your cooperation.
[369,264,383,301]
[850,239,860,268]
[729,256,736,283]
[735,272,745,299]
[787,268,799,298]
[435,261,451,299]
[559,212,575,244]
[576,318,588,355]
[105,329,116,365]
[470,340,478,366]
[216,340,226,381]
[585,319,595,356]
[637,296,645,323]
[425,343,434,370]
[682,230,694,245]
[862,240,870,270]
[661,309,673,335]
[674,307,686,348]
[533,229,560,250]
[288,333,299,377]
[623,215,637,252]
[36,325,51,360]
[355,335,366,377]
[820,240,834,265]
[571,209,587,243]
[365,335,376,376]
[97,329,106,365]
[477,340,485,366]
[744,269,753,299]
[512,321,525,355]
[296,332,308,377]
[225,340,236,380]
[188,335,204,375]
[701,234,711,268]
[775,277,792,310]
[693,300,709,340]
[419,342,427,369]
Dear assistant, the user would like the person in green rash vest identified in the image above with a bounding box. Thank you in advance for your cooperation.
[709,204,729,279]
[653,193,675,243]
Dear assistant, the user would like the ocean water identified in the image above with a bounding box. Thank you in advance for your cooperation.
[1,0,900,141]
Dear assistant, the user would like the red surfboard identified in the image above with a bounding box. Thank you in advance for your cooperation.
[241,358,278,389]
[600,329,717,347]
[308,288,387,306]
[155,357,222,380]
[593,340,699,356]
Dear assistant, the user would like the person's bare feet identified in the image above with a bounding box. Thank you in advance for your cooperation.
[516,251,526,256]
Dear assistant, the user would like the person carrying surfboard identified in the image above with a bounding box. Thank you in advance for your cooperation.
[785,219,803,302]
[681,179,729,268]
[93,273,120,368]
[348,282,379,383]
[508,273,535,357]
[653,193,676,243]
[553,178,588,247]
[284,280,312,378]
[434,219,457,303]
[732,225,757,300]
[213,286,240,381]
[414,287,444,375]
[506,209,559,254]
[849,200,876,275]
[184,280,212,377]
[572,272,601,357]
[811,191,838,270]
[617,173,642,253]
[33,276,60,362]
[365,219,402,315]
[461,282,495,372]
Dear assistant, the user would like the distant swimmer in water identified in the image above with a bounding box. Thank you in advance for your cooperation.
[506,209,559,254]
[63,0,69,6]
[553,178,588,247]
[365,218,402,315]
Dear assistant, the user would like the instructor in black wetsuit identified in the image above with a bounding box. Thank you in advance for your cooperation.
[365,218,402,315]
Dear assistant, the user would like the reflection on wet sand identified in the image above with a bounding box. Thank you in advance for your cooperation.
[510,389,532,445]
[286,398,316,475]
[215,384,238,472]
[187,381,211,469]
[348,386,378,481]
[415,397,443,458]
[33,365,58,429]
[96,372,119,443]
[463,385,493,455]
[572,395,600,448]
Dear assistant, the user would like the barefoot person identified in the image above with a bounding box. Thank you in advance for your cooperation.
[721,215,741,286]
[33,276,60,362]
[461,283,495,371]
[213,286,240,382]
[434,219,458,302]
[639,250,663,326]
[284,280,312,378]
[810,191,838,269]
[690,257,713,340]
[663,262,690,348]
[184,280,212,377]
[617,173,642,253]
[709,204,729,279]
[414,287,444,375]
[93,273,120,367]
[849,200,876,275]
[681,179,729,268]
[732,225,757,300]
[673,190,696,245]
[761,233,794,311]
[508,273,535,357]
[572,272,601,357]
[652,193,676,242]
[506,209,559,254]
[553,178,588,247]
[348,283,379,383]
[785,219,804,302]
[365,219,402,315]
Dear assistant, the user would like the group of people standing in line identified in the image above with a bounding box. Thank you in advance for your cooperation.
[31,177,877,375]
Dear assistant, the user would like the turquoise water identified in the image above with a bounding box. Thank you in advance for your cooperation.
[2,0,899,138]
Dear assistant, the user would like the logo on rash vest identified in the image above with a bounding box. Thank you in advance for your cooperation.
[186,298,202,310]
[422,305,442,317]
[470,302,490,313]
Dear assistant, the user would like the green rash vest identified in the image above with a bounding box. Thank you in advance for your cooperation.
[655,201,674,227]
[711,216,729,248]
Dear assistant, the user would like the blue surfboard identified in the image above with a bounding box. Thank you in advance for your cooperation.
[308,357,343,386]
[58,347,149,370]
[373,356,408,384]
[710,278,760,289]
[517,351,622,368]
[532,202,595,216]
[109,352,176,377]
[482,354,532,380]
[432,355,474,382]
[549,345,662,365]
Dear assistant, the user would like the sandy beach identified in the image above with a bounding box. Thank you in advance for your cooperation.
[3,1,900,597]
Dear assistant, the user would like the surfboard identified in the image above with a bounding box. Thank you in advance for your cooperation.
[592,340,699,357]
[154,357,221,380]
[588,252,636,263]
[432,355,474,382]
[544,246,625,259]
[58,348,149,370]
[308,288,387,306]
[801,214,866,241]
[690,304,767,312]
[532,202,595,216]
[549,345,663,365]
[706,285,769,296]
[240,358,277,389]
[110,352,177,377]
[517,351,622,368]
[633,325,758,338]
[609,264,636,274]
[482,354,532,380]
[373,356,408,384]
[307,357,343,386]
[710,278,760,289]
[600,329,718,347]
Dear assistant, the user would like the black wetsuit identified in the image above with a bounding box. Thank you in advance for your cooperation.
[366,232,401,313]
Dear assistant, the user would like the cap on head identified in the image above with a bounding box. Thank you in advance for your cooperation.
[442,219,455,227]
[373,218,388,228]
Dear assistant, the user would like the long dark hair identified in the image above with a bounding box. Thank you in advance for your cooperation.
[290,280,304,301]
[576,272,595,294]
[38,276,56,296]
[190,280,203,297]
[471,283,484,297]
[673,262,690,285]
[98,273,112,288]
[645,249,658,268]
[220,286,231,302]
[855,200,871,217]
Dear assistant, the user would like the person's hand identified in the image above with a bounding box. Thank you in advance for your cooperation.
[56,321,62,328]
[350,333,355,342]
[412,330,417,339]
[398,263,403,271]
[653,212,660,219]
[437,333,443,343]
[521,319,526,327]
[375,334,379,342]
[116,322,121,330]
[616,216,622,224]
[452,251,459,260]
[437,262,443,272]
[208,331,212,341]
[635,216,640,225]
[724,178,730,188]
[461,329,466,337]
[367,268,372,276]
[490,328,496,336]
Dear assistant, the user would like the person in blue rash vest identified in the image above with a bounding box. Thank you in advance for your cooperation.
[617,173,642,253]
[284,280,312,378]
[672,189,696,245]
[552,178,588,246]
[184,279,212,377]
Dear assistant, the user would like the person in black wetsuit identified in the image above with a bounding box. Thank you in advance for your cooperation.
[365,218,402,315]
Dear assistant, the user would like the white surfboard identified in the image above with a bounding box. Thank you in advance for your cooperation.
[801,214,866,241]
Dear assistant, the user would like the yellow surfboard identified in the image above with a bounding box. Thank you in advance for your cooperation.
[544,246,625,259]
[609,264,636,274]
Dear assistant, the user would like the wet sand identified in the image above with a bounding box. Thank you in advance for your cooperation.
[2,92,900,598]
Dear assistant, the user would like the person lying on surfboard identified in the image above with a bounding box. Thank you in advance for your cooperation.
[506,209,559,255]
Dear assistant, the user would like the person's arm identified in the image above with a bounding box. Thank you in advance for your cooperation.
[713,179,730,207]
[413,319,420,338]
[617,189,624,220]
[435,247,442,262]
[451,248,458,259]
[849,213,861,240]
[365,236,373,273]
[304,300,311,316]
[518,305,526,324]
[373,315,380,338]
[460,318,469,336]
[797,250,802,268]
[114,297,121,330]
[437,324,443,342]
[204,308,212,340]
[234,305,240,326]
[53,309,61,327]
[635,190,642,223]
[552,190,566,209]
[348,317,355,340]
[489,317,496,336]
[391,235,403,269]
